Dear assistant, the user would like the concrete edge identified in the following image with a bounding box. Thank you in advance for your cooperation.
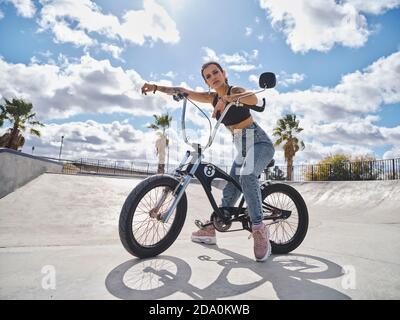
[0,148,63,199]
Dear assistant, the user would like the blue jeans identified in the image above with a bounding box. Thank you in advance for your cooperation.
[220,122,275,225]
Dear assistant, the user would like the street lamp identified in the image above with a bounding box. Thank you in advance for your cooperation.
[59,135,64,160]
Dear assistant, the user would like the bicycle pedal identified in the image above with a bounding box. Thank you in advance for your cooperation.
[195,220,205,230]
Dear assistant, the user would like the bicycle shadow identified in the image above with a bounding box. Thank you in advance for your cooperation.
[105,245,351,300]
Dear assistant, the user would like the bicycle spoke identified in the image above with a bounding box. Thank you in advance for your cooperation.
[131,185,177,247]
[263,191,299,245]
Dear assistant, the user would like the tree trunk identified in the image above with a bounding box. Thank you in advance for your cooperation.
[6,123,20,150]
[156,134,167,174]
[287,157,293,181]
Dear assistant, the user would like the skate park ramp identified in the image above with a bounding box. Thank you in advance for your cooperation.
[0,148,62,199]
[0,173,399,300]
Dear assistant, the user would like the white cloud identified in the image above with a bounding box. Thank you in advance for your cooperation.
[161,71,177,79]
[259,0,400,53]
[245,27,253,36]
[271,51,400,120]
[7,0,36,18]
[383,146,400,159]
[0,10,4,20]
[0,53,175,120]
[19,120,159,162]
[228,64,258,72]
[253,51,400,163]
[50,20,95,47]
[119,0,180,45]
[278,71,306,87]
[202,47,261,73]
[304,118,398,148]
[221,53,248,65]
[37,0,180,48]
[348,0,400,15]
[100,43,124,62]
[248,74,259,86]
[201,47,220,63]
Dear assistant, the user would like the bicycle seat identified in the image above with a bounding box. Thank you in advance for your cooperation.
[267,159,275,168]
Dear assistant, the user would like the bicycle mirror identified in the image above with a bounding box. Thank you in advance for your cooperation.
[259,72,276,89]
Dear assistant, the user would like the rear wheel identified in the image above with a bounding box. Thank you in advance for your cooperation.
[119,175,187,258]
[261,183,308,254]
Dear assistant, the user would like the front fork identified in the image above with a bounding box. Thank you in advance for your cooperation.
[156,151,202,224]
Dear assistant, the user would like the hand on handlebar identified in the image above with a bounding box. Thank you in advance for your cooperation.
[141,83,156,95]
[212,97,226,118]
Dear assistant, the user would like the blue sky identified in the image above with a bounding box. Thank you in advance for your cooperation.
[0,0,399,166]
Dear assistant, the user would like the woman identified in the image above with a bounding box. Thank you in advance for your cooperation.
[141,62,275,262]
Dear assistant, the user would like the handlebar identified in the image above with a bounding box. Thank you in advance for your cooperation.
[173,92,188,101]
[174,87,268,153]
[237,98,266,112]
[172,93,266,112]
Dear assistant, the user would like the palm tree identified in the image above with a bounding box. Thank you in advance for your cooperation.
[0,98,44,151]
[147,113,172,173]
[273,114,305,181]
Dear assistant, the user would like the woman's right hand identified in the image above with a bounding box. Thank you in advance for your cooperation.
[212,97,226,118]
[141,83,156,95]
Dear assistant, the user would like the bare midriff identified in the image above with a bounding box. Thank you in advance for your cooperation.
[227,116,254,134]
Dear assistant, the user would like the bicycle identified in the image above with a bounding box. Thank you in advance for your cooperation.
[119,72,309,258]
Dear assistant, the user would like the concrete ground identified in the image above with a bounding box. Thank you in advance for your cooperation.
[0,173,399,300]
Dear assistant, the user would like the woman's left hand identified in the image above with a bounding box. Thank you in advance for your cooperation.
[221,95,234,103]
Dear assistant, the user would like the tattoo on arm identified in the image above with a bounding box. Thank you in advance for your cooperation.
[156,86,183,95]
[156,86,213,103]
[231,87,246,94]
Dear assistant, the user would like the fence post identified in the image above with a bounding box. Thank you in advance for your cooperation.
[349,162,352,181]
[369,161,372,180]
[311,165,314,181]
[393,159,396,180]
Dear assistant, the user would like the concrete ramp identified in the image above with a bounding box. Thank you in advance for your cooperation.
[0,148,62,199]
[0,173,399,299]
[289,180,400,223]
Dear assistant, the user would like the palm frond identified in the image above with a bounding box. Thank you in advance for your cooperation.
[30,128,41,137]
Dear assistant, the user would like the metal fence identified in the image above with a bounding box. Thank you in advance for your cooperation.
[42,156,400,182]
[267,158,400,181]
[59,158,160,176]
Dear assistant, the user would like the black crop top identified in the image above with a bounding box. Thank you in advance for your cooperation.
[213,86,251,126]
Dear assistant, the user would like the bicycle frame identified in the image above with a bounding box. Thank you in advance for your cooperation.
[161,99,265,223]
[162,147,290,231]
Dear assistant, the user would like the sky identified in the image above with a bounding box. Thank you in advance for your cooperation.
[0,0,399,167]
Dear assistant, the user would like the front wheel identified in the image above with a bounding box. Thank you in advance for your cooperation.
[261,183,309,254]
[119,175,187,258]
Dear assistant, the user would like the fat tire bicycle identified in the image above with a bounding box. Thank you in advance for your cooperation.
[119,72,309,258]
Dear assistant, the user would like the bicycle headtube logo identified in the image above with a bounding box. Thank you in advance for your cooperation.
[204,165,216,177]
